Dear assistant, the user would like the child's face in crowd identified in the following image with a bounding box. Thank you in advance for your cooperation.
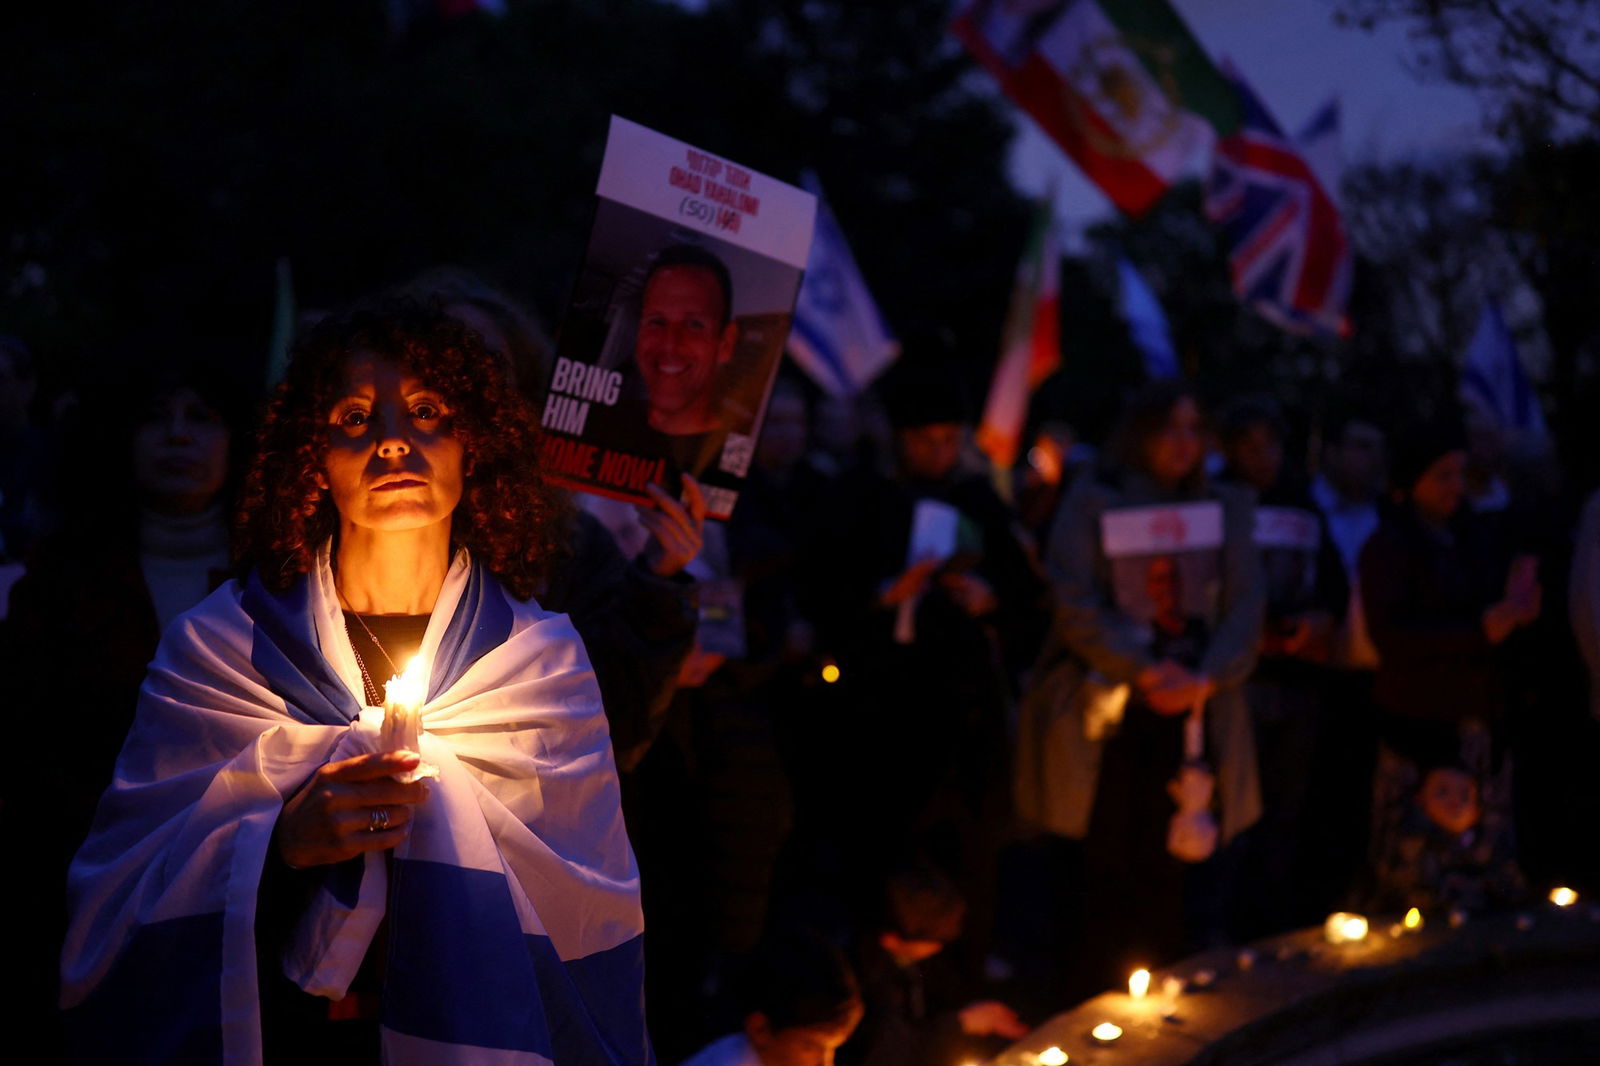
[748,1005,864,1066]
[1419,767,1482,836]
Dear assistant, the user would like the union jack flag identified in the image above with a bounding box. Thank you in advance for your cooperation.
[1204,71,1351,338]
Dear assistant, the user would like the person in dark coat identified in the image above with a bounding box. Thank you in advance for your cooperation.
[1358,411,1540,911]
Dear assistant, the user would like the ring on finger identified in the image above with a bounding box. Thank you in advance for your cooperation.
[368,807,390,833]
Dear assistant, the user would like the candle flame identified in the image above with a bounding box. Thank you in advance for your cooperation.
[385,655,428,710]
[1325,912,1369,943]
[1037,1048,1068,1066]
[821,663,841,684]
[1091,1022,1122,1042]
[1403,907,1423,930]
[1550,886,1578,907]
[1128,968,1150,998]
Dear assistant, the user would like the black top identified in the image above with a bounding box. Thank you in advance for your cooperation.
[342,611,429,703]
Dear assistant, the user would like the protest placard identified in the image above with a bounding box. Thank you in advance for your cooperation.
[540,116,817,520]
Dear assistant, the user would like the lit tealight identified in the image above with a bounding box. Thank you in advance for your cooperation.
[1037,1047,1068,1066]
[1550,886,1578,907]
[821,663,841,684]
[1324,912,1369,944]
[1128,968,1151,999]
[1091,1022,1122,1043]
[1403,907,1423,930]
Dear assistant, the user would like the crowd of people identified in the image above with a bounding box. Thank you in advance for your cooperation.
[1,272,1597,1066]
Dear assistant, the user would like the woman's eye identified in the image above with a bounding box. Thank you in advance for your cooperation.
[413,403,440,421]
[338,409,368,428]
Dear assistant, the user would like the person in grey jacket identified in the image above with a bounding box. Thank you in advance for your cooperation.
[1015,380,1264,997]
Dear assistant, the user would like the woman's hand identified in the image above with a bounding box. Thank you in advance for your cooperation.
[957,1000,1029,1039]
[1484,554,1543,643]
[878,557,941,608]
[640,475,707,578]
[939,571,999,617]
[1137,660,1215,715]
[275,751,431,868]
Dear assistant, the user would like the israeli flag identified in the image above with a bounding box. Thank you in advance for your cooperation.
[1461,300,1548,438]
[1117,256,1179,380]
[786,174,899,397]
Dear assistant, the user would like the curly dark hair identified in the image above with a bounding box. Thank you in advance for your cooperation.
[235,299,566,599]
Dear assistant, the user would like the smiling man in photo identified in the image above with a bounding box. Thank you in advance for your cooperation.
[634,243,738,437]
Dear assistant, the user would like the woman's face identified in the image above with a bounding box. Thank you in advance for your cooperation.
[1410,449,1467,524]
[133,387,230,515]
[321,351,464,536]
[1145,396,1203,487]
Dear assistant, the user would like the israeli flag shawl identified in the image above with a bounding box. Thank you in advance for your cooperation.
[61,545,651,1066]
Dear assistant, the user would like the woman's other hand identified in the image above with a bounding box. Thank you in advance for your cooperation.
[878,556,941,607]
[275,751,431,868]
[640,475,707,578]
[939,571,999,617]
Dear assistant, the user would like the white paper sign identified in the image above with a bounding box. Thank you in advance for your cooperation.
[1099,502,1224,559]
[597,116,817,270]
[907,499,960,566]
[1253,506,1320,551]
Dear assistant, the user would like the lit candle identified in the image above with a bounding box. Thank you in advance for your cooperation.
[1091,1022,1122,1044]
[1550,886,1578,907]
[1324,912,1369,944]
[1403,907,1424,931]
[1037,1048,1068,1066]
[821,662,841,684]
[381,655,439,781]
[1159,975,1183,1016]
[1128,968,1150,999]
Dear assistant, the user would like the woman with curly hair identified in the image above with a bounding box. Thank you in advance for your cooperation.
[60,302,650,1066]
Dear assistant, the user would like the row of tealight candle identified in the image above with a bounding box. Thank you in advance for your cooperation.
[1024,889,1584,1065]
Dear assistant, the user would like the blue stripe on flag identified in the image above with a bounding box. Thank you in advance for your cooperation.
[431,564,514,702]
[384,860,650,1062]
[529,934,654,1066]
[242,572,363,725]
[64,913,226,1065]
[790,314,852,394]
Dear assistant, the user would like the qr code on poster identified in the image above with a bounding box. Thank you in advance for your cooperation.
[719,432,755,476]
[703,486,739,518]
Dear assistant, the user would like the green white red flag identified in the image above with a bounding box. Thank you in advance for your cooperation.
[977,201,1060,470]
[952,0,1239,217]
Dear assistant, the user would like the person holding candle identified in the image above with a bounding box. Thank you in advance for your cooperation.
[60,302,649,1065]
[1015,380,1264,999]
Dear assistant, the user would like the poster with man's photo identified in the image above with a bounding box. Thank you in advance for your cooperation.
[539,116,817,520]
[1100,502,1225,661]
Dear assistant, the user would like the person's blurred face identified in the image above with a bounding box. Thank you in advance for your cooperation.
[1409,449,1467,524]
[635,265,737,435]
[1144,397,1203,487]
[321,351,463,537]
[746,1006,864,1066]
[897,422,962,482]
[1418,767,1481,836]
[756,389,808,474]
[1226,422,1283,492]
[133,387,230,516]
[1324,421,1385,500]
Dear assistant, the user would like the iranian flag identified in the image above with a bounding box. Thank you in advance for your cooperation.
[977,202,1060,470]
[953,0,1238,217]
